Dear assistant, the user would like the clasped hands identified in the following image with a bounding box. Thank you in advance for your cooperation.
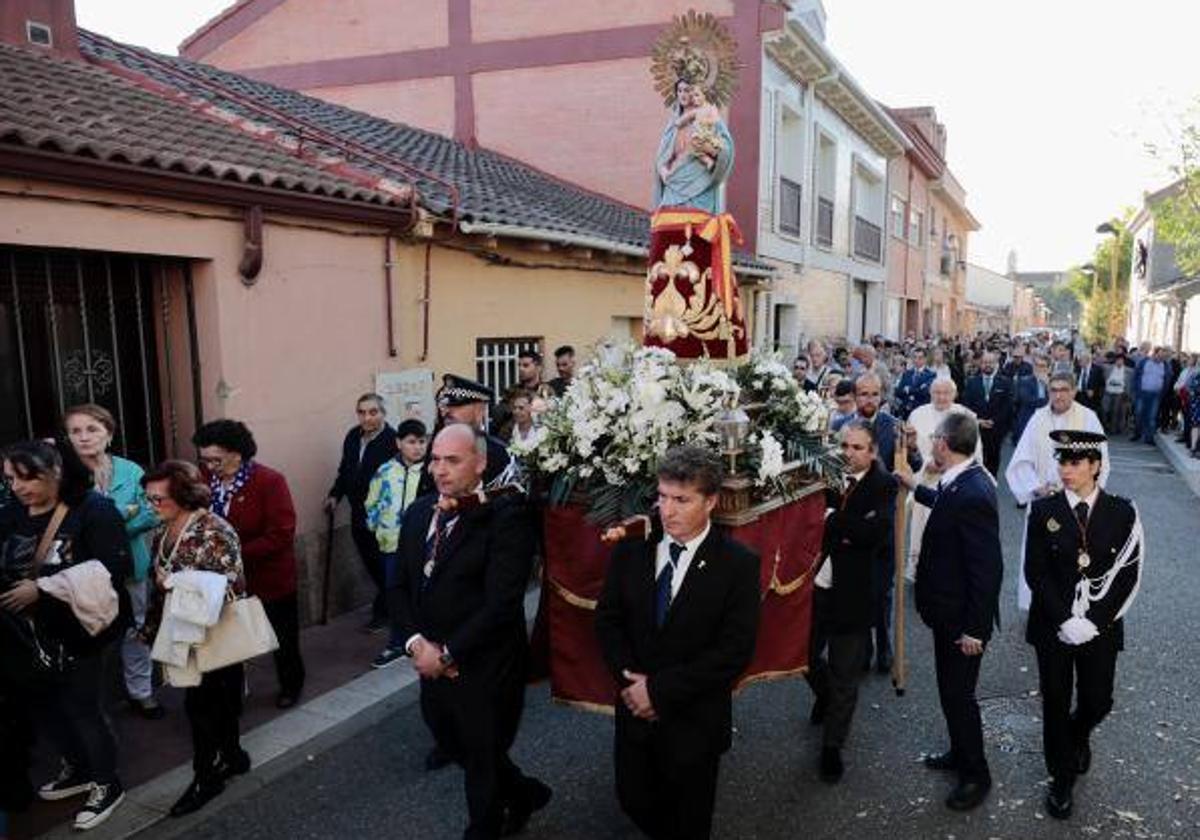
[1057,616,1099,646]
[621,669,657,721]
[410,637,459,681]
[956,634,983,656]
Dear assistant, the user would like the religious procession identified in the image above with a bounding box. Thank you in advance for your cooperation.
[2,3,1198,840]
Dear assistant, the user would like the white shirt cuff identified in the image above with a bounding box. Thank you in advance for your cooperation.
[404,634,425,656]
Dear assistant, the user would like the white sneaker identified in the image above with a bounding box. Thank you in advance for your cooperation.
[38,760,92,801]
[73,782,125,831]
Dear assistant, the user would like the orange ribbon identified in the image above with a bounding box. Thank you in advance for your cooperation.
[650,209,743,318]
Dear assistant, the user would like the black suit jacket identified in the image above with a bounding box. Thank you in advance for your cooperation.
[595,523,760,762]
[390,493,535,680]
[329,424,398,519]
[820,462,892,631]
[1023,490,1139,649]
[962,373,1013,435]
[1073,363,1106,410]
[913,463,1003,642]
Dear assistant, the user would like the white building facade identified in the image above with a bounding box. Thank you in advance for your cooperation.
[1128,184,1200,352]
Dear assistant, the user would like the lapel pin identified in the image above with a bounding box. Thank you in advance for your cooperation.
[1046,518,1060,533]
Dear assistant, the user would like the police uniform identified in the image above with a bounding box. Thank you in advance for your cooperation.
[1024,430,1143,820]
[424,375,520,495]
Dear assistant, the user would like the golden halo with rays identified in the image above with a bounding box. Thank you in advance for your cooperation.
[650,10,740,109]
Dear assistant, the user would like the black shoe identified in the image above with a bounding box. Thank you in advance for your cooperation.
[74,781,125,831]
[424,746,453,771]
[809,695,827,726]
[502,777,552,836]
[819,747,844,784]
[363,616,387,634]
[276,691,301,710]
[945,779,990,811]
[923,750,956,772]
[169,777,225,818]
[1073,739,1092,775]
[38,760,93,801]
[130,697,166,720]
[1045,777,1073,819]
[216,748,251,781]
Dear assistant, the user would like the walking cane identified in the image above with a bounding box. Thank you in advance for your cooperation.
[320,508,334,626]
[891,423,910,697]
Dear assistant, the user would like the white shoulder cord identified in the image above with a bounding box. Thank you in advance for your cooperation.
[1071,504,1143,621]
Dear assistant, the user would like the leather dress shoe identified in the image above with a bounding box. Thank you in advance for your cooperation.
[275,691,300,710]
[1045,777,1073,819]
[169,778,225,818]
[1074,739,1092,775]
[945,779,990,811]
[502,777,552,836]
[819,747,844,784]
[424,746,453,772]
[216,748,251,781]
[923,750,956,771]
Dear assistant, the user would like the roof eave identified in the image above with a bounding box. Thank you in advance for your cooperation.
[0,143,417,229]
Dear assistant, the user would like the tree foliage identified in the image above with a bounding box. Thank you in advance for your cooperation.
[1069,212,1134,344]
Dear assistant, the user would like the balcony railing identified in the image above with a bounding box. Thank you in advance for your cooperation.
[853,216,882,262]
[815,197,834,247]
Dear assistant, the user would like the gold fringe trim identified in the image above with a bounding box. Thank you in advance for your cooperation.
[551,695,615,716]
[548,576,598,611]
[734,665,808,693]
[765,548,819,597]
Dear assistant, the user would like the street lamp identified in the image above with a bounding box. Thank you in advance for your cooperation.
[1080,262,1097,297]
[1097,221,1122,338]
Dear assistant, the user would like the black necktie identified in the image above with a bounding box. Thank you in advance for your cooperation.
[422,511,457,589]
[656,542,685,628]
[1074,501,1089,529]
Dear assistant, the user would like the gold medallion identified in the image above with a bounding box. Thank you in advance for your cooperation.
[1046,517,1060,533]
[1077,552,1091,570]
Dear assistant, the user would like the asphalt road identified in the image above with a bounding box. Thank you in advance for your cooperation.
[169,439,1200,840]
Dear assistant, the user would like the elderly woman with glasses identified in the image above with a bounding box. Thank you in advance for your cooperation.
[142,460,247,818]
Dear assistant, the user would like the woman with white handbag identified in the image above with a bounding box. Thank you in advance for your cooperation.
[142,460,251,818]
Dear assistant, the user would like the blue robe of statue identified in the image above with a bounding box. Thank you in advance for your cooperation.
[652,114,735,214]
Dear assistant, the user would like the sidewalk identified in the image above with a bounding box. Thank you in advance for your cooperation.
[1155,429,1200,498]
[10,605,409,840]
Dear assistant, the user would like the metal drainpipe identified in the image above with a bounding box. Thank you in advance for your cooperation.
[384,234,397,358]
[420,242,432,362]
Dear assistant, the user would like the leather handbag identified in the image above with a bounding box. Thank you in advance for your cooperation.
[195,595,279,673]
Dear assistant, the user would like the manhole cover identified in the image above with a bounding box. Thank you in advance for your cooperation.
[980,695,1043,755]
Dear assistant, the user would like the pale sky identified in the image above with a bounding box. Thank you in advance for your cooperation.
[76,1,1199,275]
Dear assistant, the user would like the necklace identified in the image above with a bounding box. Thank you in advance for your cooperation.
[1069,495,1093,571]
[158,510,199,570]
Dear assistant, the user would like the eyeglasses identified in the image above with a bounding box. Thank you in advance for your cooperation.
[197,456,224,467]
[145,494,171,506]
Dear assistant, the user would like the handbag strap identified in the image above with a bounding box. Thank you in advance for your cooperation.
[32,502,69,574]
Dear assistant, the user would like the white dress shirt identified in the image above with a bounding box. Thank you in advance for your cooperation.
[655,522,711,602]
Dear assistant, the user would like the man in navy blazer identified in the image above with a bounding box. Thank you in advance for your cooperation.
[596,446,760,840]
[898,411,1002,812]
[961,351,1012,477]
[894,348,937,420]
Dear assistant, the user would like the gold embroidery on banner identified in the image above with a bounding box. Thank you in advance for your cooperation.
[646,245,742,344]
[548,576,598,611]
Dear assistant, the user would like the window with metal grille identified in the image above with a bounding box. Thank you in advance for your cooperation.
[778,177,802,236]
[475,336,543,398]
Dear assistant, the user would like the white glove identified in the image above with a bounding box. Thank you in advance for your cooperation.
[1057,616,1099,646]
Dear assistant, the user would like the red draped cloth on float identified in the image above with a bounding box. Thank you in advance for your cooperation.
[535,491,824,710]
[643,208,749,362]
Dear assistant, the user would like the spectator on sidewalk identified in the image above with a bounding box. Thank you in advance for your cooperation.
[547,345,576,397]
[1131,346,1169,444]
[895,348,936,420]
[364,419,427,670]
[1,439,132,831]
[143,461,248,818]
[961,351,1012,479]
[194,420,305,710]
[793,354,811,389]
[326,394,397,634]
[829,379,857,432]
[1073,352,1105,414]
[508,393,539,449]
[1173,354,1198,446]
[64,404,164,721]
[1101,353,1132,435]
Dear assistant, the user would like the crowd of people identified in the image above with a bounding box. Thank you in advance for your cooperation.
[0,329,1165,838]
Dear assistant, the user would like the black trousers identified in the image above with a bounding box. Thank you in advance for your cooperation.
[31,641,119,786]
[805,587,870,749]
[615,731,721,840]
[980,426,1004,478]
[351,521,386,621]
[932,627,989,784]
[420,658,532,839]
[870,536,895,663]
[1035,634,1118,783]
[185,663,244,784]
[262,594,306,696]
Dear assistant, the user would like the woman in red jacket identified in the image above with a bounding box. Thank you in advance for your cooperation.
[193,420,305,709]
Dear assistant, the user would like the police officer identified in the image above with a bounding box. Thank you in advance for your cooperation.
[1024,429,1143,820]
[427,375,519,492]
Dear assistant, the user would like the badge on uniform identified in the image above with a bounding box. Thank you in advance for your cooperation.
[1046,517,1060,533]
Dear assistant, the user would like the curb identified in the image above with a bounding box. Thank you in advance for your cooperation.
[1155,431,1200,499]
[35,589,542,840]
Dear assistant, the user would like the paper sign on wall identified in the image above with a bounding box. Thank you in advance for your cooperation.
[376,369,436,431]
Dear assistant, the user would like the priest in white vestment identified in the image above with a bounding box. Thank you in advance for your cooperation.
[906,378,984,578]
[1006,372,1110,610]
